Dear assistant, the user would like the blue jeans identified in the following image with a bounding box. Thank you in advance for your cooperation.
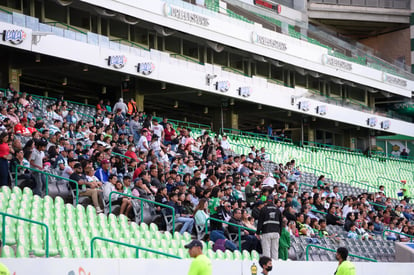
[176,216,194,234]
[33,171,45,196]
[210,230,237,251]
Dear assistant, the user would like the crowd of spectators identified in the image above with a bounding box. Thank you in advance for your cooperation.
[0,90,413,261]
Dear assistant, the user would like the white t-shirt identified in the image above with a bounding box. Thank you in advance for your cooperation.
[30,148,44,169]
[152,124,164,139]
[62,166,73,179]
[221,139,231,150]
[150,140,162,152]
[138,136,148,152]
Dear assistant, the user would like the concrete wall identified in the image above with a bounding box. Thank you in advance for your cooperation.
[360,28,411,68]
[1,258,414,275]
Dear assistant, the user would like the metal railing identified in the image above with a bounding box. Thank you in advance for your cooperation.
[170,53,204,65]
[305,244,377,262]
[90,236,181,259]
[14,165,80,205]
[309,0,409,9]
[0,211,50,257]
[76,111,96,125]
[300,140,362,154]
[44,21,87,34]
[325,157,356,180]
[300,165,334,181]
[376,176,402,188]
[349,180,378,194]
[205,217,256,251]
[108,191,176,233]
[382,229,414,242]
[109,38,150,51]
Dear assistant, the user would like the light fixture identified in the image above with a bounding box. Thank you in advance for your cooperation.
[335,121,339,127]
[83,65,88,72]
[260,118,265,125]
[197,91,202,96]
[102,86,107,94]
[287,111,291,117]
[173,100,178,108]
[35,54,40,63]
[124,75,130,82]
[203,107,208,114]
[62,77,67,86]
[312,117,316,122]
[161,82,166,90]
[229,98,235,106]
[258,104,262,110]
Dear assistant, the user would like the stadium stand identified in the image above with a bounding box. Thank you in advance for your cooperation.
[0,91,413,263]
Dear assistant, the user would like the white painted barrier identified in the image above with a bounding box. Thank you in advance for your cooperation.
[0,258,413,275]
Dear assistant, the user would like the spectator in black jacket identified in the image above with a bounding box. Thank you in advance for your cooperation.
[256,197,283,261]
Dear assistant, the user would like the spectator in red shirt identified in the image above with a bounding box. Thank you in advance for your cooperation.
[0,132,10,186]
[14,117,31,137]
[124,144,138,162]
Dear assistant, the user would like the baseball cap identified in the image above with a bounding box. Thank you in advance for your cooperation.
[184,240,203,249]
[101,159,110,165]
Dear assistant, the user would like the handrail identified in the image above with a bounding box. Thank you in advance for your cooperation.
[44,21,87,34]
[350,180,378,194]
[372,151,414,163]
[382,229,414,242]
[15,165,79,205]
[76,111,96,125]
[170,53,204,65]
[90,236,181,259]
[221,128,293,143]
[300,165,333,181]
[305,244,377,262]
[154,116,211,131]
[310,207,345,220]
[398,168,414,181]
[108,191,175,234]
[205,217,255,251]
[109,38,150,51]
[301,140,362,154]
[222,66,250,77]
[111,152,133,161]
[368,201,388,210]
[376,176,402,188]
[325,157,356,180]
[0,7,12,14]
[0,211,49,257]
[65,99,95,109]
[298,182,314,193]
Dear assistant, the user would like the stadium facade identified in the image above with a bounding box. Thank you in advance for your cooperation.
[0,0,413,151]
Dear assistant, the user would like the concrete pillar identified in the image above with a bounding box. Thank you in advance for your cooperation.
[8,68,20,92]
[307,126,315,142]
[230,111,238,130]
[411,1,414,72]
[135,94,144,112]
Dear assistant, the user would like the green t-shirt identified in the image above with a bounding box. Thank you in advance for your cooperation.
[0,263,10,275]
[208,197,220,215]
[188,254,212,275]
[317,180,324,189]
[335,260,356,275]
